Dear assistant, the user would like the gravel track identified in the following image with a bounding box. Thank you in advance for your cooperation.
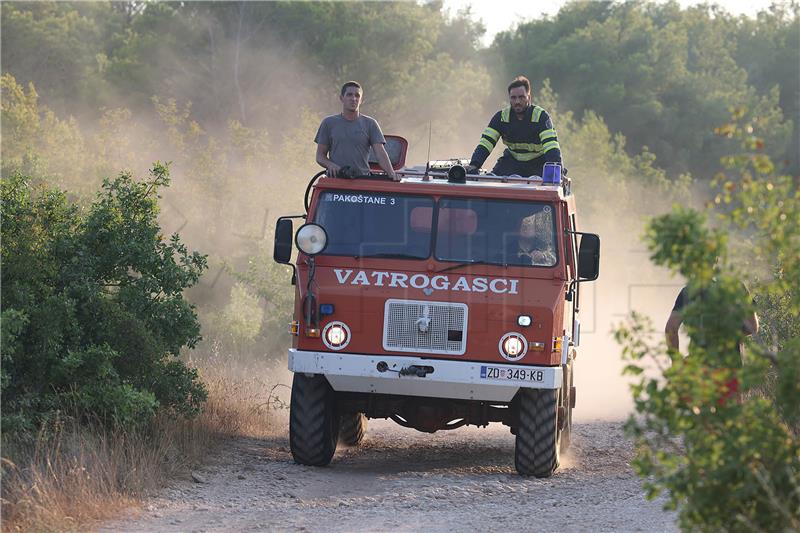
[101,419,677,532]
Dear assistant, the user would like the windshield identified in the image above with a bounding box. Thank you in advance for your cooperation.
[435,198,557,267]
[314,191,557,267]
[314,191,433,258]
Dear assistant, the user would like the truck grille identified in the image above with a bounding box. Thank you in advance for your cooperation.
[382,299,468,355]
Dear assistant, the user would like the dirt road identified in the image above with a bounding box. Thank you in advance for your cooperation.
[101,419,677,532]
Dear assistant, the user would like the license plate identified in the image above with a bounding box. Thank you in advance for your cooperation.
[480,365,545,382]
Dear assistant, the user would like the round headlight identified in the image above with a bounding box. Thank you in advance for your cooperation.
[499,332,528,361]
[322,321,351,351]
[295,223,328,255]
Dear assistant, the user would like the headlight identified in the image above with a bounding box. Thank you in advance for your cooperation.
[295,223,327,255]
[322,321,351,351]
[499,332,528,361]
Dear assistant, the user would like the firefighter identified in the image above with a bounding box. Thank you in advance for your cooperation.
[665,281,759,355]
[665,279,759,404]
[467,76,562,178]
[315,81,397,180]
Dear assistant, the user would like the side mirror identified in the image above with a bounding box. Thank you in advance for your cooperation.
[577,233,600,281]
[274,218,293,264]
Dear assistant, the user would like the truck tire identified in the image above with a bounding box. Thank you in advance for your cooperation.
[339,412,367,446]
[515,388,560,478]
[289,373,339,466]
[561,362,574,453]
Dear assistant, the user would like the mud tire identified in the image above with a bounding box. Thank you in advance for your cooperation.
[561,362,574,454]
[289,374,339,466]
[339,412,367,446]
[515,388,560,478]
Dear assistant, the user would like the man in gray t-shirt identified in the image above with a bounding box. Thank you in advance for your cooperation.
[315,81,397,180]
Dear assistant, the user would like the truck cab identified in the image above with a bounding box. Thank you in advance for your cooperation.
[274,139,600,477]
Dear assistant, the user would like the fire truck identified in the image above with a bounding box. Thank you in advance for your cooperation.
[273,136,600,477]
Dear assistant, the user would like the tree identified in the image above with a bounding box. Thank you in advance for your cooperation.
[733,3,800,175]
[616,113,800,531]
[488,1,795,178]
[0,2,125,116]
[1,164,208,433]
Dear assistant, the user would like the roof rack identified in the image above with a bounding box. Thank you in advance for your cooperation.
[397,168,544,185]
[395,163,572,195]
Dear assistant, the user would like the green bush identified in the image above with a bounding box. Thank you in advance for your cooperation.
[616,116,799,531]
[1,164,208,433]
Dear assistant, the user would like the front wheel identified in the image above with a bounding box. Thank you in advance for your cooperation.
[289,374,339,466]
[561,361,574,453]
[514,388,560,477]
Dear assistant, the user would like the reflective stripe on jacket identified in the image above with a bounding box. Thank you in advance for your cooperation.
[470,105,561,168]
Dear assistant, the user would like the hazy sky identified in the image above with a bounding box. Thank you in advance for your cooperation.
[443,0,781,44]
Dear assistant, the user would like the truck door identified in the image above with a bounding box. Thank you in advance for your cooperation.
[563,208,579,345]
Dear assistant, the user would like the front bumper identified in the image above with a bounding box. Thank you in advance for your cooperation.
[288,349,563,402]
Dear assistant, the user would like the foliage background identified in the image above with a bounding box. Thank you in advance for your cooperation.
[1,165,208,432]
[1,1,798,528]
[4,1,795,365]
[615,119,799,528]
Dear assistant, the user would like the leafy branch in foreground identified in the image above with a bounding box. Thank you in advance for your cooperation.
[1,164,208,434]
[616,114,799,532]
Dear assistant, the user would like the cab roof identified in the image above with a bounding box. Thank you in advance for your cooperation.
[314,174,574,206]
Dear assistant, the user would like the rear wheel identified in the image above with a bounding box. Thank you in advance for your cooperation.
[289,374,339,466]
[515,388,560,478]
[339,412,367,446]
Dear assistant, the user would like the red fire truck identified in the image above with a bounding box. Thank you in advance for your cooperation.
[273,137,600,477]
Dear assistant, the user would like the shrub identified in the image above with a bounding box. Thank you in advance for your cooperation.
[616,115,799,531]
[1,164,208,433]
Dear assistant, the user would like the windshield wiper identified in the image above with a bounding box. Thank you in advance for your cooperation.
[355,253,425,260]
[436,260,494,273]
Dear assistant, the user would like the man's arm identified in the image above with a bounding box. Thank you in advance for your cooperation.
[666,287,688,351]
[740,282,759,336]
[665,310,682,351]
[468,112,502,171]
[743,311,759,336]
[315,143,340,177]
[372,143,398,180]
[537,110,562,165]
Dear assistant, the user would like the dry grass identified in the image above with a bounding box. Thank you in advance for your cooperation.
[0,357,288,532]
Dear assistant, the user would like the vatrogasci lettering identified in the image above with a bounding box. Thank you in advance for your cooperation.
[333,269,520,294]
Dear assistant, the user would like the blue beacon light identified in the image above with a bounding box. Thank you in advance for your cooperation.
[543,163,562,184]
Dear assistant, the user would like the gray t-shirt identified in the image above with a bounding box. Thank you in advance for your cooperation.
[314,114,386,176]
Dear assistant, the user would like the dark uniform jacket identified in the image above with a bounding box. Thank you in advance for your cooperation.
[672,282,752,366]
[469,105,562,173]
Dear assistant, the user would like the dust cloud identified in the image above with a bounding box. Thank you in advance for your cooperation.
[573,191,687,421]
[19,5,690,420]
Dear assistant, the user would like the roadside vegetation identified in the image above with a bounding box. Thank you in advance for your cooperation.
[1,1,797,531]
[617,117,800,530]
[1,354,281,531]
[0,167,283,531]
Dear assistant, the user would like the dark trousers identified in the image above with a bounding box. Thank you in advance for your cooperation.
[491,155,545,177]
